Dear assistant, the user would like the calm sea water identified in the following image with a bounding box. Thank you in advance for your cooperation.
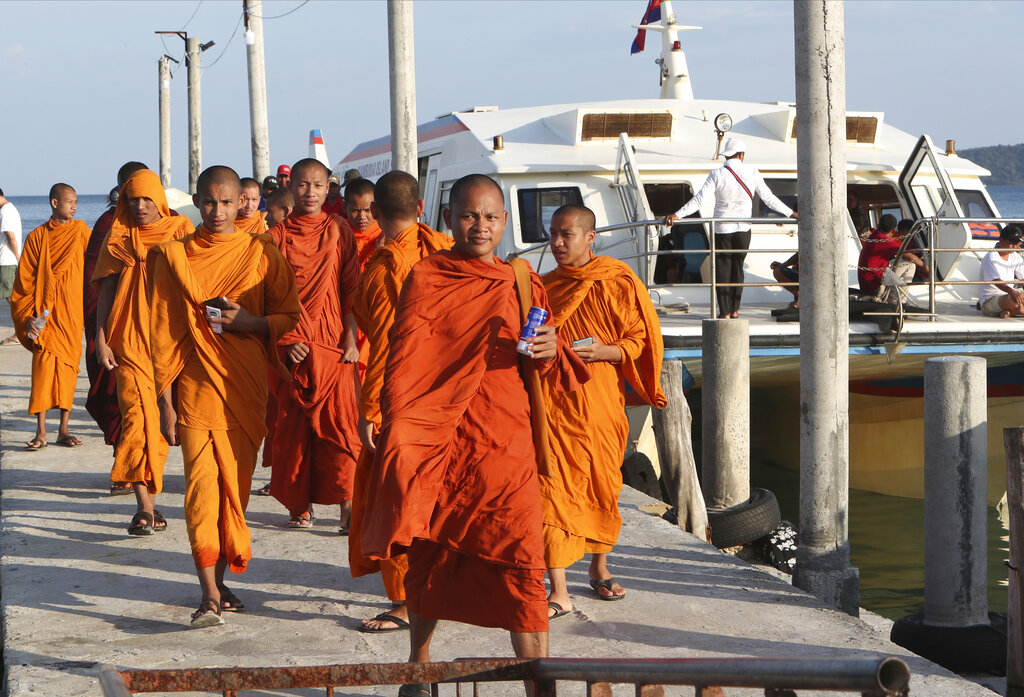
[7,187,1024,621]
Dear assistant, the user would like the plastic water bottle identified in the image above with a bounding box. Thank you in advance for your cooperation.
[26,310,49,340]
[516,306,548,355]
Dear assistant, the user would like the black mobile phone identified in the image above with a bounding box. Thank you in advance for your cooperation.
[204,296,231,310]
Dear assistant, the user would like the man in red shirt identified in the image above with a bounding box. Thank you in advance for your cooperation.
[857,213,928,303]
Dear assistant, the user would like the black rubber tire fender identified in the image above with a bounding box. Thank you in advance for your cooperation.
[707,488,782,548]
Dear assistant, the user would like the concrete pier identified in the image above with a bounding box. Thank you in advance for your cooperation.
[701,318,750,510]
[792,0,860,615]
[0,315,1000,696]
[923,356,989,626]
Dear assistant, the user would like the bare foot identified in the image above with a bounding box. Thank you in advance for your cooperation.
[1001,310,1011,319]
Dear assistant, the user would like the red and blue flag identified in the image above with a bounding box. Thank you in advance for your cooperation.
[630,0,662,55]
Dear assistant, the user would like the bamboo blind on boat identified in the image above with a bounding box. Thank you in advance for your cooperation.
[789,115,879,145]
[581,112,673,141]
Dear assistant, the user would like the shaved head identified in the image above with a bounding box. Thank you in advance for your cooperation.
[291,158,331,181]
[552,204,596,232]
[196,165,241,197]
[449,173,503,211]
[344,177,375,202]
[48,182,75,201]
[117,161,148,188]
[240,177,261,193]
[267,187,293,208]
[373,171,419,219]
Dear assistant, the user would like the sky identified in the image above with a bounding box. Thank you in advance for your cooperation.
[1,0,1022,195]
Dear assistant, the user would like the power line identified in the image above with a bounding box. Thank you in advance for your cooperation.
[180,1,203,30]
[249,0,310,20]
[201,12,243,70]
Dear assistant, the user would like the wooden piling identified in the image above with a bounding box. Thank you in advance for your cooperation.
[651,360,708,538]
[1004,427,1024,697]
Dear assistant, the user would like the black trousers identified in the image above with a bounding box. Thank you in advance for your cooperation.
[715,230,751,317]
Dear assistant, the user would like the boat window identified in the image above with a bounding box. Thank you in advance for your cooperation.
[955,189,1000,240]
[760,180,798,218]
[436,184,452,232]
[846,183,903,231]
[645,183,704,285]
[517,187,584,243]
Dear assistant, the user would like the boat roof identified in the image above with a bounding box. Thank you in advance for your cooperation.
[338,98,991,180]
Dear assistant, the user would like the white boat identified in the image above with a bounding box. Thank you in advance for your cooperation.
[333,2,1021,505]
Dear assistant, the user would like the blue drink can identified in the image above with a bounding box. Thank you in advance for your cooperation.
[517,306,549,355]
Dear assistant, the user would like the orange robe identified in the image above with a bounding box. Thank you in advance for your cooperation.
[349,223,452,601]
[362,250,588,632]
[91,170,194,491]
[340,216,383,272]
[237,214,267,235]
[263,212,362,517]
[9,218,90,414]
[148,224,300,571]
[540,255,667,567]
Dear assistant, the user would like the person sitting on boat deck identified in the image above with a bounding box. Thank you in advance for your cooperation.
[850,207,871,241]
[978,224,1024,319]
[148,165,300,627]
[856,213,928,304]
[662,138,797,319]
[771,253,799,310]
[897,218,929,281]
[238,177,267,234]
[263,187,294,229]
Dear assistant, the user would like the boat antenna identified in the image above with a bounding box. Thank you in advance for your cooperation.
[632,0,701,100]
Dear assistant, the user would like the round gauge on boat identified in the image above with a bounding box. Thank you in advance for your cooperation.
[714,112,733,133]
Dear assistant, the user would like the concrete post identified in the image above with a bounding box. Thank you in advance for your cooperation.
[792,0,860,615]
[387,0,418,176]
[924,356,988,626]
[701,318,749,510]
[244,0,270,182]
[185,37,202,195]
[158,56,171,190]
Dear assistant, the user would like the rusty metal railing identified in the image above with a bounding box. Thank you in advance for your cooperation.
[99,655,911,697]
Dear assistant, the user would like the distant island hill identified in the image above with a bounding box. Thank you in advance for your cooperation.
[959,143,1024,185]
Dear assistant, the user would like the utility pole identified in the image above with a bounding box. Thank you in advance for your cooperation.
[244,0,270,182]
[158,55,175,189]
[792,0,860,615]
[155,32,214,194]
[387,0,418,176]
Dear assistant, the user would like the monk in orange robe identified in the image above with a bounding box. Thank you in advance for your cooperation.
[149,165,300,627]
[264,187,293,229]
[362,175,589,680]
[9,183,90,450]
[263,158,362,530]
[539,205,666,617]
[340,177,382,271]
[349,171,452,633]
[238,177,268,234]
[93,169,194,535]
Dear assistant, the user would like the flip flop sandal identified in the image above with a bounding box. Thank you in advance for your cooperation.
[548,601,571,620]
[0,336,19,346]
[356,612,410,633]
[589,578,626,601]
[190,598,224,628]
[24,440,47,452]
[338,524,350,536]
[217,585,245,612]
[152,510,168,532]
[109,482,133,496]
[255,483,271,496]
[128,511,154,536]
[55,435,82,447]
[398,683,431,697]
[288,514,313,529]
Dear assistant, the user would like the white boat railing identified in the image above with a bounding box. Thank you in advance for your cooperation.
[512,214,1024,322]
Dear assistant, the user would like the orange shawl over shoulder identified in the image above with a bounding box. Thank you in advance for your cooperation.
[361,250,589,567]
[340,216,383,272]
[237,213,268,235]
[540,255,666,549]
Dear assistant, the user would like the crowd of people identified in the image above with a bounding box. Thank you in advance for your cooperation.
[2,162,667,694]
